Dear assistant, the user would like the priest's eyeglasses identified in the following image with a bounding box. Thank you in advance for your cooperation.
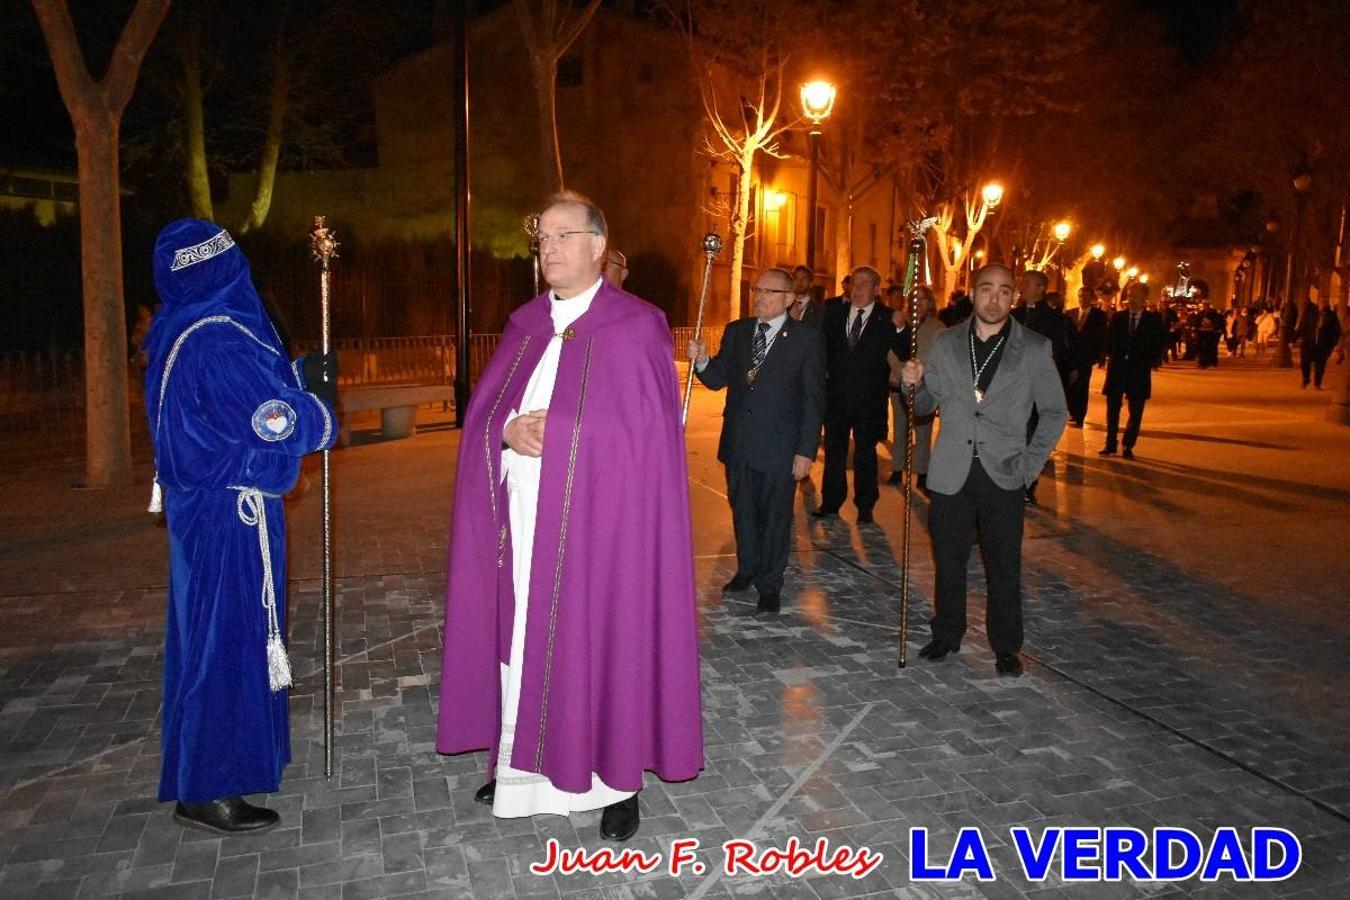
[749,287,793,296]
[537,230,599,249]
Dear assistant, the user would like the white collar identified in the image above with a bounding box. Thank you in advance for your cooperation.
[757,311,789,333]
[550,277,603,331]
[849,301,875,321]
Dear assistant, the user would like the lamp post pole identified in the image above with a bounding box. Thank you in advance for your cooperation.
[800,80,836,282]
[1275,173,1311,368]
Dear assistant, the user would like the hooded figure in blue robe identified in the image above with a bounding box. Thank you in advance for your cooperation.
[145,219,337,834]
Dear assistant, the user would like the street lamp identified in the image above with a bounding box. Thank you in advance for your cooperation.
[800,79,837,276]
[1113,256,1127,272]
[1261,212,1280,307]
[1053,221,1072,243]
[981,182,1004,208]
[1275,171,1312,368]
[1126,265,1139,280]
[1091,243,1106,260]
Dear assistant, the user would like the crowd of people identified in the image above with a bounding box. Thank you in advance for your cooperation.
[142,197,1347,847]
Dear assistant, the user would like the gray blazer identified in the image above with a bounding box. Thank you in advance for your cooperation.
[913,319,1068,494]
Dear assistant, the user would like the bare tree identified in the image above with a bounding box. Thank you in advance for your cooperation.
[512,0,602,192]
[928,188,1001,307]
[32,0,171,489]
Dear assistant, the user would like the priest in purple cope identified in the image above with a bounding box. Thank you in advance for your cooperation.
[436,192,703,842]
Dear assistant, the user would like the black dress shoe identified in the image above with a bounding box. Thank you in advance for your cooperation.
[1121,447,1135,460]
[918,639,958,661]
[886,471,903,486]
[473,780,495,805]
[1098,447,1117,457]
[856,509,874,524]
[599,795,640,841]
[756,591,780,614]
[809,508,839,520]
[722,575,753,594]
[173,797,280,836]
[995,654,1024,677]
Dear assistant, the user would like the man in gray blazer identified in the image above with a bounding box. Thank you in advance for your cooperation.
[691,268,825,614]
[901,264,1067,676]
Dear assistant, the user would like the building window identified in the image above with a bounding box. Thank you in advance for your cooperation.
[558,54,583,87]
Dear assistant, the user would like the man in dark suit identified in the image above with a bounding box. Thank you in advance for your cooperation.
[901,264,1067,677]
[1066,285,1110,427]
[1299,296,1342,389]
[788,264,825,329]
[812,265,895,524]
[1012,270,1071,504]
[1100,283,1166,459]
[691,268,825,614]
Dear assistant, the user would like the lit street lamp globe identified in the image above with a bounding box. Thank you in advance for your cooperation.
[1140,274,1149,285]
[1126,266,1139,279]
[800,80,837,124]
[1113,256,1127,271]
[1091,243,1106,260]
[981,182,1004,208]
[1053,221,1072,242]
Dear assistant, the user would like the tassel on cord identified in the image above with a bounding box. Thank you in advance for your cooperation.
[148,478,163,514]
[236,488,293,692]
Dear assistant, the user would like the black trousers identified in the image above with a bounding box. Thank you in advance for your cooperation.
[726,460,796,594]
[821,411,882,514]
[928,459,1025,655]
[1301,350,1329,388]
[1104,391,1147,450]
[1065,365,1093,423]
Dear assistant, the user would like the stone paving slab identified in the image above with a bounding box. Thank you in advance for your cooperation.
[2,366,1349,898]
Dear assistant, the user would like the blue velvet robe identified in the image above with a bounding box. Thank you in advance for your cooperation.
[146,219,336,803]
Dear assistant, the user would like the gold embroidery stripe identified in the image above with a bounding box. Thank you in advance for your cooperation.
[534,337,592,771]
[484,336,532,535]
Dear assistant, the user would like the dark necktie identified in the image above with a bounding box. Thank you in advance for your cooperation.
[848,309,864,347]
[1130,313,1139,337]
[752,321,769,368]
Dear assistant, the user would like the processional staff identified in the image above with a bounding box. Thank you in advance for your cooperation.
[898,216,937,668]
[682,233,724,426]
[309,216,339,778]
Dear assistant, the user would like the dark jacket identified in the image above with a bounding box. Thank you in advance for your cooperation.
[697,316,825,474]
[1299,307,1342,356]
[822,297,896,429]
[1015,300,1073,372]
[1102,309,1167,399]
[1068,305,1110,371]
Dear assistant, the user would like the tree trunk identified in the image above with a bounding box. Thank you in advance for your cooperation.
[728,146,755,323]
[239,54,290,234]
[32,0,169,489]
[533,56,564,191]
[74,119,134,487]
[181,31,213,220]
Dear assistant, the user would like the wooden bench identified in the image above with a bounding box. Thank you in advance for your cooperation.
[337,384,455,445]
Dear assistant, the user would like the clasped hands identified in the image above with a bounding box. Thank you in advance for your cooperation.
[504,409,547,457]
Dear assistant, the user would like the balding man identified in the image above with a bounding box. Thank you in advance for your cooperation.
[813,266,895,524]
[689,267,825,614]
[437,192,703,842]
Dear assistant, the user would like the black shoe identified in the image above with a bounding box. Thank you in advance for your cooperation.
[1121,447,1134,460]
[722,575,753,594]
[918,639,958,662]
[1098,447,1117,457]
[473,780,495,805]
[810,508,839,520]
[856,509,874,524]
[995,654,1024,677]
[600,795,640,842]
[173,797,280,837]
[755,591,780,614]
[1071,420,1085,429]
[886,471,903,486]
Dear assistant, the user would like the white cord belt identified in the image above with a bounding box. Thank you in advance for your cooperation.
[233,486,293,692]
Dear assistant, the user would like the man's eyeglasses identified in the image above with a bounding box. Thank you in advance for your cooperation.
[537,231,598,249]
[749,287,793,296]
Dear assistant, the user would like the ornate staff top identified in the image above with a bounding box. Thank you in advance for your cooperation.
[702,232,724,257]
[523,212,541,257]
[907,216,938,244]
[310,216,340,267]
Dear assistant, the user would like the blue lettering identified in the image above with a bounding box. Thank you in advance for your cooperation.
[1060,828,1102,881]
[1102,827,1151,880]
[909,827,994,881]
[1252,828,1301,881]
[1011,827,1061,881]
[909,828,950,880]
[1154,828,1203,880]
[1201,828,1252,881]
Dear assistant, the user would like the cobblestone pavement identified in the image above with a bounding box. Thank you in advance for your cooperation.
[1,358,1348,899]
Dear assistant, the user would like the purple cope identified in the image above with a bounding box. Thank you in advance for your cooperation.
[436,281,705,794]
